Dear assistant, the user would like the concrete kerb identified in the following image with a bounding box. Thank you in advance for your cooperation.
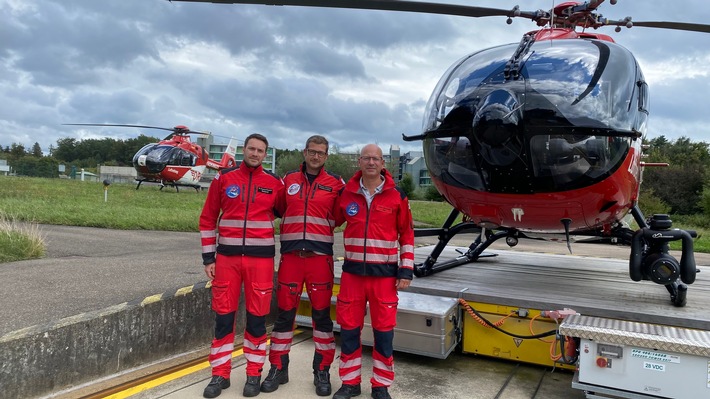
[0,280,260,399]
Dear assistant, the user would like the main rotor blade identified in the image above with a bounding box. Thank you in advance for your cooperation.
[170,0,513,19]
[630,21,710,34]
[63,123,175,132]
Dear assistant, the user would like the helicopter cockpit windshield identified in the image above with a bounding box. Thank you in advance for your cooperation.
[133,144,197,173]
[422,39,645,194]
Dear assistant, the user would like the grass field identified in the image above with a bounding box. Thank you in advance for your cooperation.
[0,176,707,261]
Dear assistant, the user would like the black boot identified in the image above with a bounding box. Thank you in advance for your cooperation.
[203,376,230,398]
[371,387,392,399]
[332,383,361,399]
[243,375,261,397]
[260,365,289,393]
[313,368,331,396]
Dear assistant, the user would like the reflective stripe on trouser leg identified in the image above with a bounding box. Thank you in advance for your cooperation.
[367,276,398,387]
[209,312,236,378]
[244,319,267,377]
[268,309,297,369]
[371,329,395,388]
[338,327,362,385]
[312,307,335,370]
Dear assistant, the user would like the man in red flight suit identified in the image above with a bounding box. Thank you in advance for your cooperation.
[332,144,415,399]
[199,133,284,398]
[260,135,345,396]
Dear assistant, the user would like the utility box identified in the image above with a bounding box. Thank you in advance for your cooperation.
[361,291,460,359]
[560,314,710,399]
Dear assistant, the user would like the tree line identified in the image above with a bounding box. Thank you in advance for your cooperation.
[2,135,710,219]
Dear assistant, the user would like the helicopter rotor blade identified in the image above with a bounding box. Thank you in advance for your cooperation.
[172,0,513,19]
[64,123,211,136]
[623,21,710,34]
[63,123,175,132]
[171,0,710,34]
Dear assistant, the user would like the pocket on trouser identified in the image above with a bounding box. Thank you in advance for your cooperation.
[372,300,398,331]
[336,298,363,330]
[211,280,233,314]
[308,282,333,310]
[276,281,301,309]
[249,281,273,316]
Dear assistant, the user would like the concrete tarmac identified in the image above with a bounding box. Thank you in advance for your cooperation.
[3,224,709,398]
[127,330,582,399]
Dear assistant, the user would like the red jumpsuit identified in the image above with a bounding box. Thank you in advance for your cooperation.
[333,169,414,389]
[268,163,345,372]
[199,161,284,379]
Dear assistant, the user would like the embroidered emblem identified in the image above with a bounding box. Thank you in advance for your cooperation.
[346,202,359,216]
[288,183,301,195]
[226,185,240,198]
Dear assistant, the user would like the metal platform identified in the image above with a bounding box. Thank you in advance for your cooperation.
[342,246,710,331]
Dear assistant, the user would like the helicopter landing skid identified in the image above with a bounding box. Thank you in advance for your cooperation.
[413,208,512,277]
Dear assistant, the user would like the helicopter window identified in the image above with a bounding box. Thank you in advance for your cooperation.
[132,144,158,163]
[523,40,640,132]
[529,134,627,186]
[424,44,515,132]
[637,80,649,114]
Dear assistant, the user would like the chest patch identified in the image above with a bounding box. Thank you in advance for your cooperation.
[257,187,273,194]
[226,185,240,199]
[346,202,359,216]
[287,183,301,196]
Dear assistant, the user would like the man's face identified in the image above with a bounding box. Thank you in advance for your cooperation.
[243,138,267,168]
[303,143,328,172]
[358,146,384,179]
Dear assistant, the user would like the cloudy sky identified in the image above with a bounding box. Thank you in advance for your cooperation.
[3,0,710,156]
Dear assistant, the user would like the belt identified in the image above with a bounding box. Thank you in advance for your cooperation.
[294,250,318,258]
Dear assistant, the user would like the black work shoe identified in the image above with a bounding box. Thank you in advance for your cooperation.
[203,376,230,398]
[313,369,331,396]
[260,365,289,393]
[243,375,261,397]
[371,386,392,399]
[332,383,361,399]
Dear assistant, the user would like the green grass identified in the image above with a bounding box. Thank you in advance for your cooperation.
[0,176,204,231]
[0,176,707,260]
[0,215,45,262]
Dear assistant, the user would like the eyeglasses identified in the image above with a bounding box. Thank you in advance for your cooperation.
[306,149,327,158]
[359,156,383,163]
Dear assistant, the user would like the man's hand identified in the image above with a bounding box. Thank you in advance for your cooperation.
[204,263,216,280]
[396,278,411,290]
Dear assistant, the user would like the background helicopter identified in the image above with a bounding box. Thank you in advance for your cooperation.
[177,0,708,306]
[64,124,239,192]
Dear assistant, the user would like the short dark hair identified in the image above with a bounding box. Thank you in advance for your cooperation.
[245,133,268,148]
[305,135,329,152]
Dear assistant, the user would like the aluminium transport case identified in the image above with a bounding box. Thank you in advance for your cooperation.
[362,291,460,359]
[297,291,461,359]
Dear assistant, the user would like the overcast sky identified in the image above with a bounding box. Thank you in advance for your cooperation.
[3,0,710,156]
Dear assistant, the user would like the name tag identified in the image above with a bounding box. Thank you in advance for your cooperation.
[257,187,273,194]
[317,184,333,192]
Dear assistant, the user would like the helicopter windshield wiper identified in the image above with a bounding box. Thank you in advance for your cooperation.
[402,127,463,142]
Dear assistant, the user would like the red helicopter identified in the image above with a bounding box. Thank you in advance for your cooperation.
[64,124,239,192]
[174,0,708,306]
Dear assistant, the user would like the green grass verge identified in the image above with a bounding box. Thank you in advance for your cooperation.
[0,176,707,259]
[0,215,45,262]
